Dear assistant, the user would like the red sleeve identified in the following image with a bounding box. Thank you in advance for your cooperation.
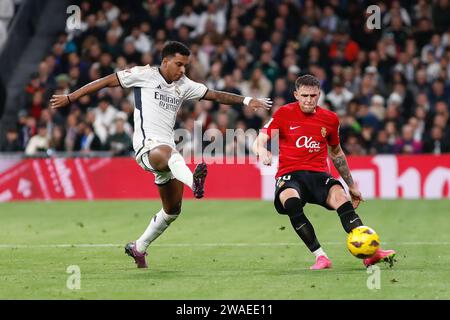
[327,114,340,146]
[261,110,282,138]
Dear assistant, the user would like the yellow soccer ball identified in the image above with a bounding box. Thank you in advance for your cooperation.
[347,226,380,259]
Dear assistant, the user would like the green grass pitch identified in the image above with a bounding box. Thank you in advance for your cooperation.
[0,200,449,299]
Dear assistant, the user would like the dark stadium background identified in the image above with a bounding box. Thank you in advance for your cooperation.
[0,0,449,156]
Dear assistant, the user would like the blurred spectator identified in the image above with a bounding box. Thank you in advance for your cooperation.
[106,118,132,156]
[357,103,381,130]
[371,130,394,154]
[19,114,37,149]
[25,124,49,155]
[360,125,375,152]
[124,26,152,54]
[242,26,260,60]
[432,0,450,32]
[190,101,211,131]
[385,121,399,146]
[49,126,66,152]
[28,91,45,122]
[109,111,133,137]
[240,68,272,98]
[369,95,385,122]
[428,79,450,111]
[413,0,432,21]
[239,106,262,130]
[271,77,291,103]
[255,45,280,84]
[393,124,423,154]
[215,111,229,136]
[74,122,102,153]
[193,2,226,38]
[423,125,450,154]
[329,25,360,64]
[344,134,365,155]
[414,18,434,51]
[326,77,354,116]
[25,72,46,107]
[64,113,79,152]
[102,1,119,23]
[174,5,198,32]
[0,0,14,28]
[320,5,339,33]
[383,1,412,27]
[0,127,22,152]
[408,117,425,142]
[220,74,242,111]
[206,61,225,91]
[94,96,117,144]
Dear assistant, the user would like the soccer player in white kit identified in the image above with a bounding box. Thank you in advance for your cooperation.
[50,41,271,268]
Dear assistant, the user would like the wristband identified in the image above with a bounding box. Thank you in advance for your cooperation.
[243,96,252,106]
[67,95,72,104]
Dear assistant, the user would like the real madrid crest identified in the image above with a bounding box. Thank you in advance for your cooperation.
[321,127,327,138]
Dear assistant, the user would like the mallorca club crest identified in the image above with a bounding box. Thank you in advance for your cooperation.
[321,127,327,138]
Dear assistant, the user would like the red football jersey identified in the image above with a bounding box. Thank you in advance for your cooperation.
[262,102,340,178]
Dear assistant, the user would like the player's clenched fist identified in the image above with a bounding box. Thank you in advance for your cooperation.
[248,97,272,110]
[348,187,364,209]
[50,95,71,109]
[258,149,272,166]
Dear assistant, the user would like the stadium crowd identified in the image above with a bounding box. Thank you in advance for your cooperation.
[1,0,450,156]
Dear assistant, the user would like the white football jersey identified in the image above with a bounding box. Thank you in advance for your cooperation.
[116,65,207,157]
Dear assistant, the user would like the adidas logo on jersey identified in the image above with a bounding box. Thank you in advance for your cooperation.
[156,85,162,89]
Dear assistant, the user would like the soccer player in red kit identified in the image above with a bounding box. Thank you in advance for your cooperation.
[253,75,395,270]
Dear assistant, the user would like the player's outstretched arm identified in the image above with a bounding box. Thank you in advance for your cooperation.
[328,144,364,208]
[202,89,272,110]
[50,73,121,109]
[252,132,272,166]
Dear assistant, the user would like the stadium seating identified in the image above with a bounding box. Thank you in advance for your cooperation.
[0,0,449,157]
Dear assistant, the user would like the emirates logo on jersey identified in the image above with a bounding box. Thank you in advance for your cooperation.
[295,136,321,153]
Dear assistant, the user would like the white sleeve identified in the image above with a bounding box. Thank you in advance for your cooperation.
[116,66,151,88]
[183,77,208,101]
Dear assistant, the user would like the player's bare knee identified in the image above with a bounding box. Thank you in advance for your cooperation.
[327,185,349,208]
[279,188,300,207]
[337,189,350,204]
[148,147,171,171]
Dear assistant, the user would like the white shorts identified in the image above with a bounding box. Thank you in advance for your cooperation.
[135,138,177,185]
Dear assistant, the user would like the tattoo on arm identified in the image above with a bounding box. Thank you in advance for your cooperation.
[332,155,354,186]
[204,89,244,105]
[330,146,354,187]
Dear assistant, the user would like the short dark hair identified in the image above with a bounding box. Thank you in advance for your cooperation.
[295,74,321,90]
[161,41,191,59]
[98,96,111,104]
[6,126,17,133]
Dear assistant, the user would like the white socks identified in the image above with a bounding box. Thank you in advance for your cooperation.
[313,247,328,258]
[135,208,179,253]
[167,152,193,189]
